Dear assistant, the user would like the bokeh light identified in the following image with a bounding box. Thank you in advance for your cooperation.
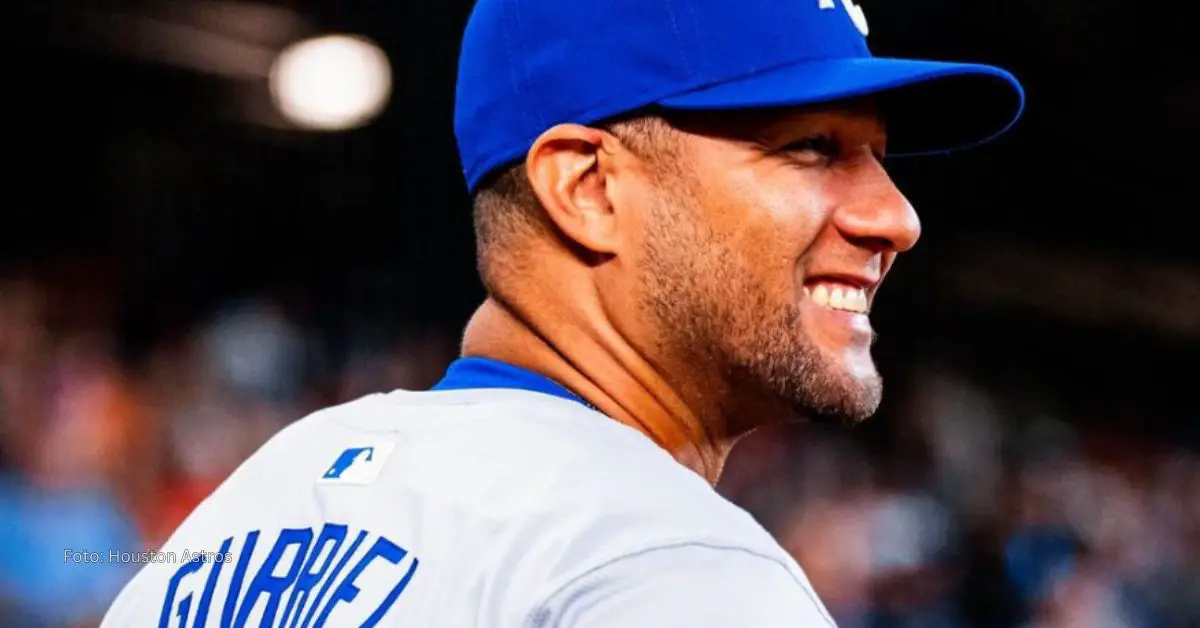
[268,34,392,131]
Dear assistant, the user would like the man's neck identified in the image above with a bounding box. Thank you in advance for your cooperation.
[459,297,732,484]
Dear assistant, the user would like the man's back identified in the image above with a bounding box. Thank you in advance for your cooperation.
[102,384,833,627]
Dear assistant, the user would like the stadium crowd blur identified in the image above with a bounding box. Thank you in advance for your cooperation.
[2,0,1196,626]
[1,264,1197,627]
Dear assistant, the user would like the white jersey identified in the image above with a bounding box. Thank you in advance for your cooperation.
[102,359,835,627]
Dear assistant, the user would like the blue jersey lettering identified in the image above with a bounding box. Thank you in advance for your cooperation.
[192,537,234,626]
[313,536,418,627]
[280,524,348,628]
[297,530,367,628]
[159,555,204,628]
[221,530,261,627]
[234,528,314,626]
[157,525,418,627]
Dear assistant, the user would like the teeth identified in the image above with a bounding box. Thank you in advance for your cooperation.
[849,290,863,312]
[812,284,829,307]
[807,283,868,314]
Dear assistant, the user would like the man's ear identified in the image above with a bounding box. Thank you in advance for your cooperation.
[524,124,621,255]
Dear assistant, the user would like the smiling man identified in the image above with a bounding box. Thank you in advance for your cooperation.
[464,98,922,485]
[102,0,1023,626]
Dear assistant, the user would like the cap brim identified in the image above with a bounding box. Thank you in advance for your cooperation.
[656,57,1025,155]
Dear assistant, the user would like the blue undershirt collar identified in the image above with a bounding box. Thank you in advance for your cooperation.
[431,357,594,410]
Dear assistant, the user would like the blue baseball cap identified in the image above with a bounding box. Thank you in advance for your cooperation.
[454,0,1025,193]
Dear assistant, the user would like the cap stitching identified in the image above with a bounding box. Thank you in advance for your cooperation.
[511,0,548,129]
[680,1,712,76]
[497,7,531,132]
[663,0,695,80]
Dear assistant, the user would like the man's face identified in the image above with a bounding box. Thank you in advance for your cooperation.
[626,99,921,426]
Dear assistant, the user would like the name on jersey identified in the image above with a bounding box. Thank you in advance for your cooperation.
[159,523,419,627]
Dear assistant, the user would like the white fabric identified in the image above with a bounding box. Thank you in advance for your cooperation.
[102,388,835,627]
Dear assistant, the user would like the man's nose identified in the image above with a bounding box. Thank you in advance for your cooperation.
[832,162,922,254]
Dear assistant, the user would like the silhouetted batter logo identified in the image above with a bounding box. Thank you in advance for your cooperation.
[324,447,375,479]
[318,441,396,485]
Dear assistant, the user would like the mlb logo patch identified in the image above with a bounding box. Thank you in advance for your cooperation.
[318,441,397,485]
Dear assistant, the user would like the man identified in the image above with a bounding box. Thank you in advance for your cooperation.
[102,0,1023,625]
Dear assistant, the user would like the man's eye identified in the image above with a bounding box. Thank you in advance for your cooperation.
[778,135,840,162]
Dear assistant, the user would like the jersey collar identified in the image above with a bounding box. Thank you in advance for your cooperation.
[431,357,594,410]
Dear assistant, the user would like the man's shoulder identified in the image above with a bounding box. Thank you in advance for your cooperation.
[245,386,783,544]
[106,389,821,626]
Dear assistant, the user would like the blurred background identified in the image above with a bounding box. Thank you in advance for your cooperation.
[0,0,1196,626]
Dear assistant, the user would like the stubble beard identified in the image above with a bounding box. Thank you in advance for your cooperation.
[637,192,882,430]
